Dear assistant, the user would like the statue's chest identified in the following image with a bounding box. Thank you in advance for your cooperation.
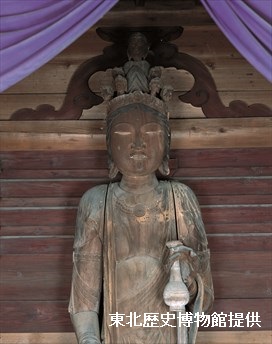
[112,191,174,261]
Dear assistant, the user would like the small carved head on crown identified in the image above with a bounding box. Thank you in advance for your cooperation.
[100,32,174,121]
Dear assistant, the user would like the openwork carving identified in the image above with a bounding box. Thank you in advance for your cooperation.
[10,26,271,120]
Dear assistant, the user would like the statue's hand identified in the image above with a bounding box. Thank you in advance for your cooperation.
[165,241,199,292]
[70,311,101,344]
[79,338,101,344]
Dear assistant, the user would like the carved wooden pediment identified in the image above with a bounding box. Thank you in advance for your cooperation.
[11,26,272,120]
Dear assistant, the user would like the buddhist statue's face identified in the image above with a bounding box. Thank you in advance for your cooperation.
[110,110,165,177]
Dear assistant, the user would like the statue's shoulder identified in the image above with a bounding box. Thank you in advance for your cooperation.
[166,180,196,198]
[77,184,109,218]
[80,184,108,205]
[167,180,208,249]
[74,184,109,246]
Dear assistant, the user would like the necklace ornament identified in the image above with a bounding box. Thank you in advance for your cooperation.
[133,203,147,217]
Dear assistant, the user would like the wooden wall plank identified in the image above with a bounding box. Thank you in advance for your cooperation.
[1,255,72,301]
[1,178,271,198]
[1,194,271,208]
[1,148,272,170]
[1,331,271,344]
[1,299,270,332]
[173,166,272,178]
[1,118,271,151]
[2,166,272,179]
[198,195,272,206]
[173,148,272,168]
[0,168,110,179]
[1,206,271,227]
[98,5,216,28]
[205,223,272,235]
[0,147,272,173]
[201,206,272,224]
[0,238,74,255]
[0,209,77,226]
[0,333,79,344]
[1,235,271,255]
[1,253,271,298]
[2,222,272,237]
[0,301,73,332]
[0,225,75,237]
[1,151,108,170]
[0,197,80,208]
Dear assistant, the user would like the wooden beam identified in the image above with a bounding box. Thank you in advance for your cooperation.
[1,331,271,344]
[98,3,214,27]
[1,118,271,151]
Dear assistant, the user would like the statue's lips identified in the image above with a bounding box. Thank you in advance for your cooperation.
[129,153,147,160]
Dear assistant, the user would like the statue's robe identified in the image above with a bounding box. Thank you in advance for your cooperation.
[69,180,213,344]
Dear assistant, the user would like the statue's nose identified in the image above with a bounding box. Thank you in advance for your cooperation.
[131,135,146,150]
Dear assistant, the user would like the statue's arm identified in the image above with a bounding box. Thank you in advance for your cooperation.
[69,185,108,344]
[170,181,214,313]
[71,311,101,344]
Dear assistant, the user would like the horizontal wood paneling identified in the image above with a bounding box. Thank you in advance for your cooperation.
[0,225,75,237]
[1,148,272,170]
[1,178,271,198]
[1,194,271,208]
[1,252,271,301]
[1,234,272,255]
[0,209,77,226]
[1,166,272,179]
[1,255,72,301]
[2,223,272,237]
[1,118,272,151]
[1,147,271,332]
[205,223,272,235]
[1,206,271,227]
[2,331,271,344]
[1,225,272,243]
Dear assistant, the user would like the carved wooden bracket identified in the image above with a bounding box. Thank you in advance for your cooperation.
[11,26,271,120]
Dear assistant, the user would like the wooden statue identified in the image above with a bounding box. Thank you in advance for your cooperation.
[69,32,213,344]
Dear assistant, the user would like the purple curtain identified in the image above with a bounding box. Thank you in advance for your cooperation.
[0,0,118,92]
[201,0,272,83]
[1,0,271,92]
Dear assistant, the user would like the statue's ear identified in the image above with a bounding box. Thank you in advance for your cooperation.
[109,161,119,179]
[158,160,170,176]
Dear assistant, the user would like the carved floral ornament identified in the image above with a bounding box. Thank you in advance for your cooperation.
[11,26,272,120]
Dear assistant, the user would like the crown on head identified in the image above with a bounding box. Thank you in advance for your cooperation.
[100,32,173,119]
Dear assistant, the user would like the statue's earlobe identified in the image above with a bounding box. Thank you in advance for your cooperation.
[109,162,119,179]
[159,160,170,176]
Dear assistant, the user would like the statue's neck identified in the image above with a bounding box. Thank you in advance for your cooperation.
[119,173,159,194]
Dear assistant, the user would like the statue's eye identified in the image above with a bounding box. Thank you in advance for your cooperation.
[145,130,162,135]
[113,131,132,136]
[112,123,134,136]
[142,122,163,135]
